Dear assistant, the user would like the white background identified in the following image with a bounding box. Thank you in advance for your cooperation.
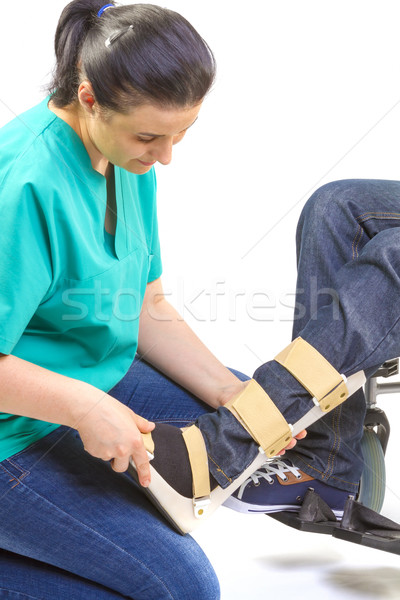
[2,1,400,598]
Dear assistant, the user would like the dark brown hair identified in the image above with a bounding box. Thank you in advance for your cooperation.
[48,1,216,111]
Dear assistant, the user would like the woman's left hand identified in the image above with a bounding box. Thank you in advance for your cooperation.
[277,428,307,455]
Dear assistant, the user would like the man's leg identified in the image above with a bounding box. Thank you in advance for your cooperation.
[125,180,400,533]
[289,179,400,487]
[226,179,400,515]
[196,179,400,493]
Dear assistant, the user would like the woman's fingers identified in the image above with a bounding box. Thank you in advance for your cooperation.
[277,439,295,455]
[135,413,155,433]
[77,396,155,484]
[111,456,130,473]
[295,429,307,440]
[110,434,152,486]
[276,428,307,455]
[130,443,152,487]
[128,414,155,485]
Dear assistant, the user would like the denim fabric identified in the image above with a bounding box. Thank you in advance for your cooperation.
[0,358,231,600]
[199,179,400,493]
[4,178,400,596]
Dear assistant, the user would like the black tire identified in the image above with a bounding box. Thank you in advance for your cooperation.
[357,428,386,512]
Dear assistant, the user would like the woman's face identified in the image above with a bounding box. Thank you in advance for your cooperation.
[82,96,202,176]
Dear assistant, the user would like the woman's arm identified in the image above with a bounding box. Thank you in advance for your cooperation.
[0,354,154,484]
[138,278,249,409]
[138,278,306,451]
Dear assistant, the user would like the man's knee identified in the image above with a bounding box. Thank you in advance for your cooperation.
[299,180,359,225]
[295,179,383,249]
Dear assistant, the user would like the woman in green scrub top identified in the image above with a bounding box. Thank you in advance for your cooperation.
[0,1,241,598]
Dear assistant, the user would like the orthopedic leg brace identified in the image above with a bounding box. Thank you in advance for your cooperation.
[131,337,365,534]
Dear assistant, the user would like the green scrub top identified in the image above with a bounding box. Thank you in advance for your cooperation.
[0,97,163,460]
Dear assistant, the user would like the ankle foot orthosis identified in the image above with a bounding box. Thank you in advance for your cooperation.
[133,337,365,534]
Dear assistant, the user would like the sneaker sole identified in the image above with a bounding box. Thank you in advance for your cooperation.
[223,495,344,518]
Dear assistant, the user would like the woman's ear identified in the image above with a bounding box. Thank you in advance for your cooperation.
[77,81,96,114]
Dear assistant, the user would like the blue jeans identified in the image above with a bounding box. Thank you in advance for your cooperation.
[3,178,400,596]
[0,360,249,599]
[198,179,400,494]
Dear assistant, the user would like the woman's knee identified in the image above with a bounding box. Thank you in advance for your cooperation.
[127,533,220,600]
[168,542,221,600]
[189,567,220,600]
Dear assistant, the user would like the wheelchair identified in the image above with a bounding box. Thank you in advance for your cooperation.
[358,358,396,512]
[269,359,400,555]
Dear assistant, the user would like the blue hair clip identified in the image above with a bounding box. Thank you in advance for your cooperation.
[97,3,114,17]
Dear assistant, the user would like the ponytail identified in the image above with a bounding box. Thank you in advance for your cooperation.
[48,1,216,111]
[50,0,114,108]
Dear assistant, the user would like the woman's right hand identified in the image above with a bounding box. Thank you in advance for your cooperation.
[75,393,155,487]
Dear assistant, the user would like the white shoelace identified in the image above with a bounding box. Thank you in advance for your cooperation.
[236,459,302,500]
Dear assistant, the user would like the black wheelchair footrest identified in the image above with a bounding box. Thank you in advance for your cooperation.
[267,488,400,556]
[268,510,340,535]
[334,495,400,555]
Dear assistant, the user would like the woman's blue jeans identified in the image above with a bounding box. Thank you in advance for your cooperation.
[0,360,247,599]
[197,179,400,495]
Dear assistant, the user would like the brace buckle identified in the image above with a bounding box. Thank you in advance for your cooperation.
[193,495,211,519]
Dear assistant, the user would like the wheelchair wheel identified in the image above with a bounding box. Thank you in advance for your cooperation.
[357,428,386,513]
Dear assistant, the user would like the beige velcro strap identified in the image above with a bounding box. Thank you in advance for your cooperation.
[181,425,211,500]
[142,432,155,455]
[275,337,348,412]
[225,379,293,458]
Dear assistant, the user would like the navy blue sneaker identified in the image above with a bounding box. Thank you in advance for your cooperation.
[223,458,350,518]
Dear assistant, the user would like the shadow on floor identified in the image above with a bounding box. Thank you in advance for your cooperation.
[325,567,400,598]
[256,549,342,569]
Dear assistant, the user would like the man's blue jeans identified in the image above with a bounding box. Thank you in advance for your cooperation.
[197,179,400,494]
